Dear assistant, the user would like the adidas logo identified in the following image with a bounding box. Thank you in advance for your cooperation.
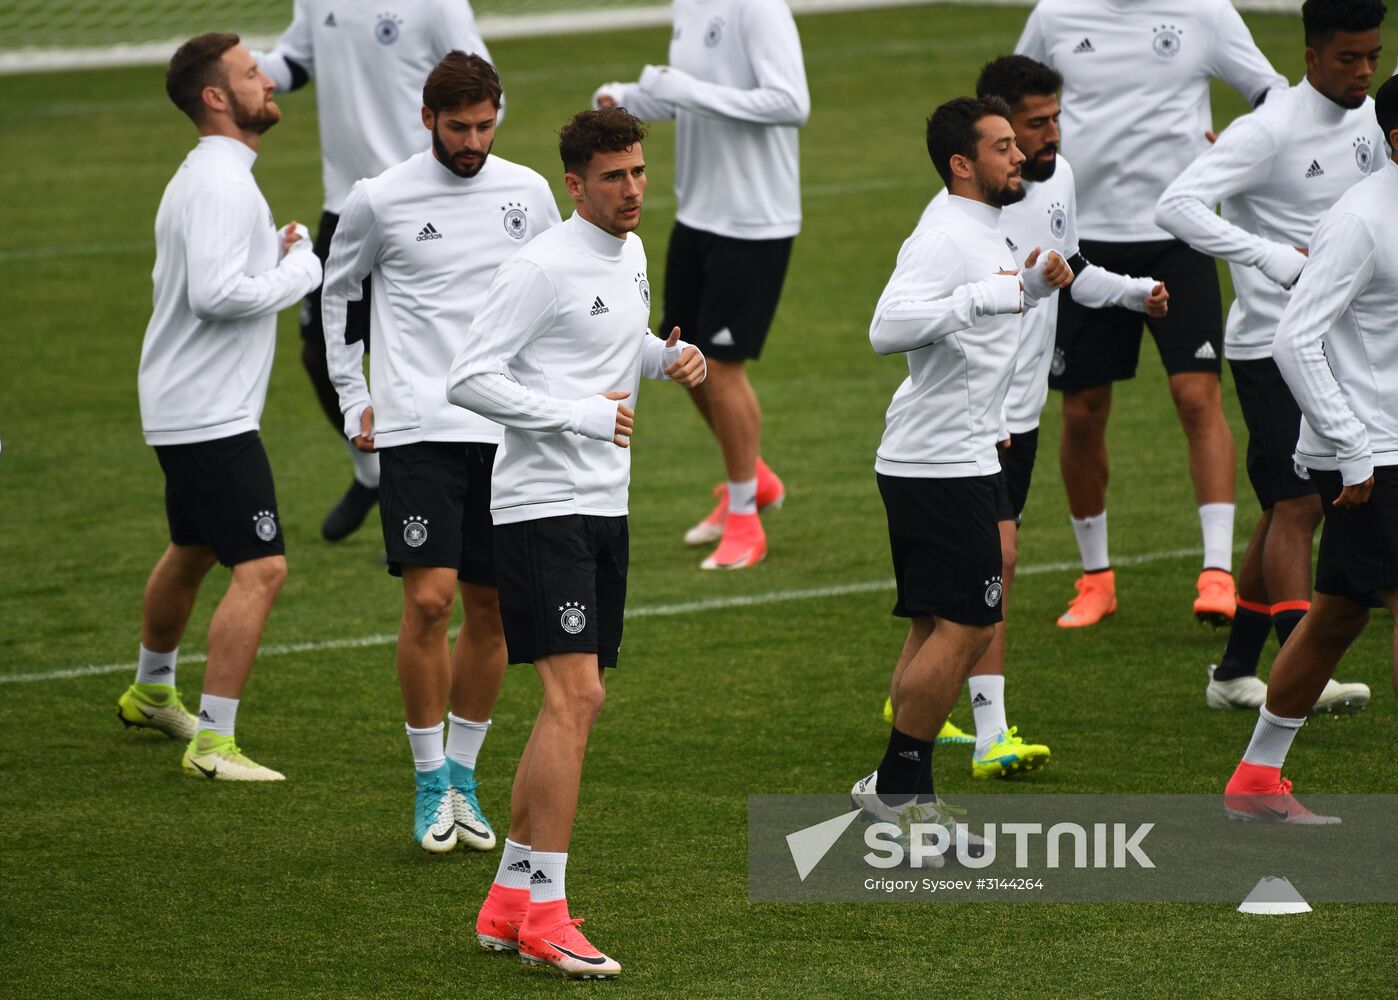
[1194,341,1217,360]
[324,12,336,26]
[1072,37,1095,53]
[589,296,609,316]
[898,750,921,761]
[972,693,991,707]
[416,223,442,242]
[149,664,172,676]
[1305,160,1324,178]
[710,327,735,347]
[506,860,531,873]
[530,869,552,884]
[198,709,215,722]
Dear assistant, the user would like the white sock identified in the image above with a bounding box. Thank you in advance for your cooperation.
[1199,502,1235,572]
[1241,706,1305,768]
[728,478,758,516]
[446,713,491,771]
[196,693,238,737]
[405,721,445,772]
[968,675,1009,756]
[1070,510,1110,572]
[529,850,567,903]
[494,838,532,890]
[346,440,380,489]
[136,645,178,686]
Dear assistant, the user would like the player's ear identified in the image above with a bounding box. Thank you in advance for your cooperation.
[201,83,228,117]
[421,106,434,131]
[1388,127,1398,160]
[949,152,973,181]
[563,170,585,201]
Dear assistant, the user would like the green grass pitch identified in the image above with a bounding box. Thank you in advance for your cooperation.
[2,5,1395,996]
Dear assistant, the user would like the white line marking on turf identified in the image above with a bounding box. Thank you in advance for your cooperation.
[6,544,1214,686]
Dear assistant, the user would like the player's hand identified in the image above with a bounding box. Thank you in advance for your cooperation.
[601,390,634,448]
[662,326,707,387]
[1144,281,1169,318]
[282,222,303,255]
[1333,475,1374,508]
[1204,130,1218,144]
[597,94,617,108]
[1038,248,1074,289]
[352,407,375,452]
[1294,246,1310,256]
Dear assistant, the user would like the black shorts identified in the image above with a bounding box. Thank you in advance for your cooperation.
[301,210,372,348]
[378,441,496,585]
[877,473,1004,627]
[659,220,794,362]
[996,425,1040,522]
[154,431,284,567]
[1050,239,1223,393]
[493,515,629,667]
[1311,467,1398,606]
[1229,358,1316,511]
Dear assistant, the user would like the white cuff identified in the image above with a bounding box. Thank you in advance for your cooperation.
[976,274,1023,316]
[1338,453,1374,487]
[1123,276,1158,313]
[1258,243,1308,289]
[638,64,678,100]
[592,81,627,109]
[570,395,621,442]
[342,402,370,441]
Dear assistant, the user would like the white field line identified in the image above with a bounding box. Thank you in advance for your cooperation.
[4,543,1214,685]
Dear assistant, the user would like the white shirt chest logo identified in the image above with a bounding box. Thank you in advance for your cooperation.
[1151,24,1183,59]
[501,202,529,240]
[1047,202,1068,241]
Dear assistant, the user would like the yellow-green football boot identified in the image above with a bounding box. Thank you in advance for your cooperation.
[881,698,975,745]
[182,731,285,782]
[117,682,198,740]
[971,726,1050,779]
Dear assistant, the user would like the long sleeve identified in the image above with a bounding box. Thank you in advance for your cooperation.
[321,181,381,437]
[254,0,314,91]
[1014,7,1050,64]
[602,82,678,122]
[1273,210,1375,483]
[638,331,699,381]
[1208,1,1287,106]
[637,1,809,126]
[184,180,321,322]
[1154,116,1307,287]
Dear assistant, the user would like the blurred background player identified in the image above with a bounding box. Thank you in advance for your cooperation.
[118,33,322,781]
[894,55,1168,778]
[1017,0,1287,627]
[852,97,1069,838]
[449,109,705,979]
[254,0,496,542]
[1157,0,1383,714]
[593,0,809,570]
[322,53,559,854]
[1223,75,1398,823]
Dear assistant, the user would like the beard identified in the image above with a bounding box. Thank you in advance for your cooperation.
[983,172,1027,208]
[433,124,492,178]
[228,90,280,134]
[1020,144,1058,183]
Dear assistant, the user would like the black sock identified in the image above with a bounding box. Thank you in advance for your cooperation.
[1213,602,1271,681]
[875,726,934,806]
[1273,606,1308,647]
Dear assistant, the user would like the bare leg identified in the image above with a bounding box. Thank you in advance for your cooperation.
[396,566,457,728]
[890,618,995,742]
[1264,591,1369,717]
[687,357,760,483]
[1168,372,1235,506]
[201,555,287,699]
[449,581,508,722]
[969,520,1018,679]
[1263,494,1323,602]
[1235,513,1271,605]
[141,544,218,652]
[506,709,542,847]
[1060,385,1112,519]
[526,654,607,854]
[888,618,934,712]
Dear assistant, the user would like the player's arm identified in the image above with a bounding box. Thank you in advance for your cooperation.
[1154,117,1306,287]
[1272,210,1376,487]
[446,259,632,446]
[1208,0,1287,106]
[633,0,809,126]
[185,180,321,322]
[253,0,314,91]
[1044,175,1160,313]
[592,80,677,119]
[321,182,381,444]
[869,231,1022,355]
[640,327,706,386]
[1013,6,1050,63]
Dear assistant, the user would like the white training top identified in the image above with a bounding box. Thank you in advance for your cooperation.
[872,196,1037,479]
[1275,161,1398,485]
[255,0,494,214]
[601,0,810,240]
[924,156,1155,433]
[447,213,696,524]
[322,151,560,450]
[1016,0,1285,243]
[138,136,322,447]
[1154,78,1384,361]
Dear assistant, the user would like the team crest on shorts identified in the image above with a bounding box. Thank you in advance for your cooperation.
[375,13,402,44]
[253,510,278,542]
[984,576,1004,608]
[559,601,587,635]
[1048,202,1067,240]
[704,17,725,47]
[1050,347,1066,378]
[1354,137,1374,172]
[1151,24,1182,58]
[636,272,651,307]
[502,202,528,240]
[403,515,429,548]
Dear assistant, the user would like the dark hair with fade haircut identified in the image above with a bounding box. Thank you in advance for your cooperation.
[1302,0,1387,46]
[975,54,1063,108]
[925,95,1013,186]
[166,32,240,122]
[558,107,648,174]
[1375,74,1398,134]
[422,50,503,113]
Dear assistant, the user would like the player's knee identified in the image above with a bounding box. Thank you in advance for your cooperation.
[1169,380,1221,429]
[1001,538,1019,577]
[404,586,455,631]
[1272,494,1323,532]
[236,555,287,597]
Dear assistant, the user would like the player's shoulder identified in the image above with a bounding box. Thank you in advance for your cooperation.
[1216,89,1289,143]
[1332,161,1396,216]
[483,155,553,192]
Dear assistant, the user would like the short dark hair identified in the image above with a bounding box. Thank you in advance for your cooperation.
[558,107,648,174]
[975,55,1063,108]
[925,95,1013,186]
[422,50,502,113]
[1302,0,1387,46]
[1375,74,1398,134]
[166,32,240,122]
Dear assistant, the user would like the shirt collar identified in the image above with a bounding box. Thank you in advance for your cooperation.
[198,134,258,170]
[568,211,628,260]
[1296,77,1350,126]
[946,194,1003,230]
[425,148,491,186]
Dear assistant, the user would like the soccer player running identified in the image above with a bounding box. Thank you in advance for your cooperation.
[1017,0,1287,627]
[852,97,1071,835]
[321,53,560,854]
[117,34,322,780]
[896,55,1168,778]
[593,0,809,570]
[255,0,495,542]
[1223,75,1398,823]
[447,109,706,979]
[1157,0,1383,715]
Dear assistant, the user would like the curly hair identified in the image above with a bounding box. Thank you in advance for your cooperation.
[925,95,1013,186]
[558,107,648,174]
[1302,0,1387,45]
